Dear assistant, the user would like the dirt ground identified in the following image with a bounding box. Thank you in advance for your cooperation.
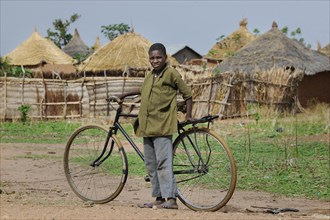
[1,142,329,220]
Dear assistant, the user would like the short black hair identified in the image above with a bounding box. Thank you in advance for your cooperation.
[149,43,167,56]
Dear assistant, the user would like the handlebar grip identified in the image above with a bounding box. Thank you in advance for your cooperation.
[106,96,122,104]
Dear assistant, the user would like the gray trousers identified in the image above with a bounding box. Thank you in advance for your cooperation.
[143,136,177,199]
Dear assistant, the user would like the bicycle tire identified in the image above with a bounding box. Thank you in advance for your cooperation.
[64,124,128,204]
[173,127,237,211]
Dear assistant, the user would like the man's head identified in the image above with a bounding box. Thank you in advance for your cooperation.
[149,43,167,71]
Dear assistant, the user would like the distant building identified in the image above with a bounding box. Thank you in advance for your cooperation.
[171,46,202,64]
[205,18,256,62]
[62,29,92,59]
[215,21,330,107]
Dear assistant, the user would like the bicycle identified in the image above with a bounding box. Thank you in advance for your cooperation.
[64,95,237,212]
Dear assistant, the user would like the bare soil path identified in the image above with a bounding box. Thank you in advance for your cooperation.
[1,143,329,220]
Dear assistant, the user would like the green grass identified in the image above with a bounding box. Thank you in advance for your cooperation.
[1,104,329,200]
[0,120,82,144]
[214,103,330,200]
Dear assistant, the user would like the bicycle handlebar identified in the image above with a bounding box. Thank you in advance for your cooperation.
[106,95,219,127]
[178,115,219,128]
[106,94,140,104]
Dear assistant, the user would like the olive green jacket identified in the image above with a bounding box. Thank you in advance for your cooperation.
[135,65,191,137]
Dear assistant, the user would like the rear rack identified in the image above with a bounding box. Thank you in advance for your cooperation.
[178,115,219,128]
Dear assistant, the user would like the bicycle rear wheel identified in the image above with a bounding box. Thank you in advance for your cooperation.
[173,127,236,211]
[64,124,128,204]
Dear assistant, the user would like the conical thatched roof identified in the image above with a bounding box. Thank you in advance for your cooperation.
[205,19,256,60]
[5,30,74,65]
[79,32,152,72]
[215,22,330,76]
[62,28,91,57]
[92,36,101,52]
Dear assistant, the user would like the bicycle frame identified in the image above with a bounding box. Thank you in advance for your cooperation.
[91,96,219,177]
[90,102,144,167]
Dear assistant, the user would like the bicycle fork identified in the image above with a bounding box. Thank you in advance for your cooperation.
[90,126,117,167]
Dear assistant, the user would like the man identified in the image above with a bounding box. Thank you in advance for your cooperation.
[119,43,192,209]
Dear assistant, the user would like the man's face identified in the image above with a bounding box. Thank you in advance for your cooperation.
[149,50,167,71]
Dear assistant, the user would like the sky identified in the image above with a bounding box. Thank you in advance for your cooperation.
[1,0,329,57]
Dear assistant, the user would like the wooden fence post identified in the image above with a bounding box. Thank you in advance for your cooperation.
[104,70,110,116]
[92,76,96,118]
[79,80,84,118]
[218,72,235,119]
[207,77,213,115]
[63,80,67,119]
[42,77,47,119]
[3,72,7,120]
[21,65,25,105]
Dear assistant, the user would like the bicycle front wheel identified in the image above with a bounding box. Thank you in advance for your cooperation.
[173,127,237,211]
[64,124,128,204]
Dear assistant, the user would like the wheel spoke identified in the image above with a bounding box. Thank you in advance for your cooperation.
[64,125,128,204]
[173,128,237,211]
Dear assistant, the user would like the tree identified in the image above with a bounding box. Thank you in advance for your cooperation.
[281,26,311,48]
[101,23,131,41]
[0,57,31,78]
[46,13,81,48]
[216,35,225,42]
[253,28,260,35]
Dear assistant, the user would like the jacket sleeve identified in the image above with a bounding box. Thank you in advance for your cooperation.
[172,68,192,100]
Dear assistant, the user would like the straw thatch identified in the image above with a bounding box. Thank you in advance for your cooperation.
[4,30,74,65]
[205,18,256,61]
[215,22,330,76]
[318,43,330,57]
[79,32,152,73]
[32,64,77,80]
[92,36,101,52]
[62,29,92,57]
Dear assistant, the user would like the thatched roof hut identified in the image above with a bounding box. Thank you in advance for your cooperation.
[318,43,330,57]
[205,18,256,61]
[62,29,92,58]
[92,36,101,52]
[79,32,152,75]
[78,31,178,77]
[4,30,74,65]
[215,21,330,107]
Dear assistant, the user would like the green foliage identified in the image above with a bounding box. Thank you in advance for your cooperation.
[281,26,289,34]
[213,68,222,76]
[224,50,235,58]
[0,57,31,77]
[0,56,11,76]
[207,49,217,56]
[253,28,260,35]
[18,105,31,124]
[101,23,131,41]
[247,103,260,124]
[216,35,225,42]
[72,53,89,64]
[281,26,311,48]
[232,33,241,43]
[46,13,81,48]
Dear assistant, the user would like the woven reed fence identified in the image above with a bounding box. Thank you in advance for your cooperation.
[0,66,303,121]
[0,77,143,120]
[187,67,303,118]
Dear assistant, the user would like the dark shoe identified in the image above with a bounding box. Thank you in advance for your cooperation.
[156,199,178,209]
[138,199,165,208]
